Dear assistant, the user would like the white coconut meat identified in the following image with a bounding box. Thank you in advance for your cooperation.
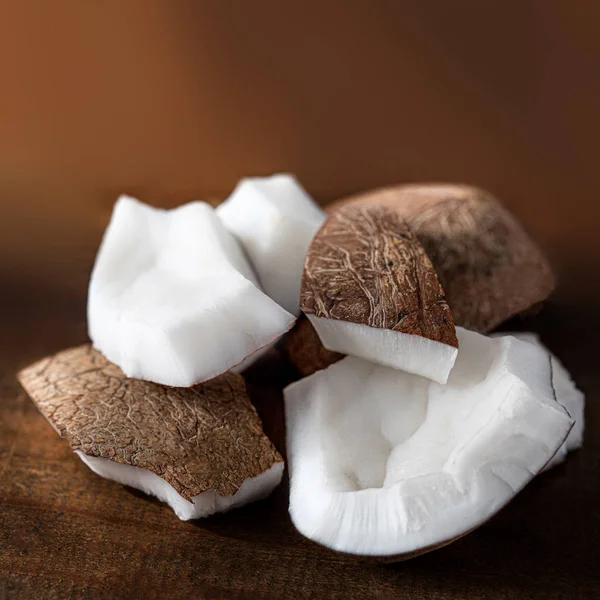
[216,174,326,315]
[77,452,284,520]
[492,331,584,468]
[305,315,459,384]
[284,328,573,558]
[88,195,296,387]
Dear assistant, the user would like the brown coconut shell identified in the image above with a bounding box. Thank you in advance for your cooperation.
[300,203,458,348]
[331,183,556,333]
[18,344,283,501]
[281,315,344,377]
[286,184,554,376]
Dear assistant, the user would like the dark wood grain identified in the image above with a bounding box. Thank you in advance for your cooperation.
[1,277,599,599]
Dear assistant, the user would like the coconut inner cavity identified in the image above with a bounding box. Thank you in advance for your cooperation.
[318,332,507,492]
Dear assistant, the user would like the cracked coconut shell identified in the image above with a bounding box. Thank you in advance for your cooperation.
[301,203,458,383]
[18,345,283,505]
[331,183,556,333]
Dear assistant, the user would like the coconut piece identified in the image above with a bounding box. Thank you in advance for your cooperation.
[216,174,326,315]
[301,203,458,384]
[284,328,573,559]
[88,195,296,387]
[331,184,556,333]
[492,331,584,469]
[18,344,284,520]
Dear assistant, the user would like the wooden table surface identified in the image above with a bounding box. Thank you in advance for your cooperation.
[1,280,598,600]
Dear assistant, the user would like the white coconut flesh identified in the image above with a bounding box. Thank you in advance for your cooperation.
[284,328,573,558]
[306,314,458,384]
[76,452,284,520]
[217,174,326,315]
[88,195,296,387]
[493,331,584,468]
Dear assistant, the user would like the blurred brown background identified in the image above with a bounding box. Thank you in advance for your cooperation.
[1,0,599,305]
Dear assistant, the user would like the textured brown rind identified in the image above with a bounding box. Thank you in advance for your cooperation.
[301,203,458,348]
[18,345,283,501]
[281,316,343,377]
[331,184,556,333]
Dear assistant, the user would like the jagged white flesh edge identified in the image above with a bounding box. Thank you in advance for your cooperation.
[493,331,585,468]
[284,328,573,557]
[217,174,326,316]
[76,451,284,520]
[88,195,295,387]
[306,314,458,384]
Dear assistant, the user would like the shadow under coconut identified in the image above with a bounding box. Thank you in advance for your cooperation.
[185,476,305,550]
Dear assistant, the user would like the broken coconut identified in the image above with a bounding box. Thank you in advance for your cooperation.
[331,183,556,333]
[285,183,556,377]
[284,328,573,559]
[492,331,584,469]
[301,203,458,384]
[216,174,326,315]
[88,195,296,387]
[18,345,284,520]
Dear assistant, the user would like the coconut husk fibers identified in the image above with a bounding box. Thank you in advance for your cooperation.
[331,183,556,333]
[301,203,458,348]
[18,344,283,501]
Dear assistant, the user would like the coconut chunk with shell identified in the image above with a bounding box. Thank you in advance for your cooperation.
[88,195,295,387]
[286,184,556,377]
[217,174,326,315]
[492,331,584,469]
[284,328,572,559]
[18,345,284,520]
[331,183,556,333]
[301,203,458,384]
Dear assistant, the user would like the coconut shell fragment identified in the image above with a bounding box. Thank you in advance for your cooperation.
[301,203,458,382]
[282,316,343,377]
[302,204,457,345]
[18,345,283,504]
[332,183,556,333]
